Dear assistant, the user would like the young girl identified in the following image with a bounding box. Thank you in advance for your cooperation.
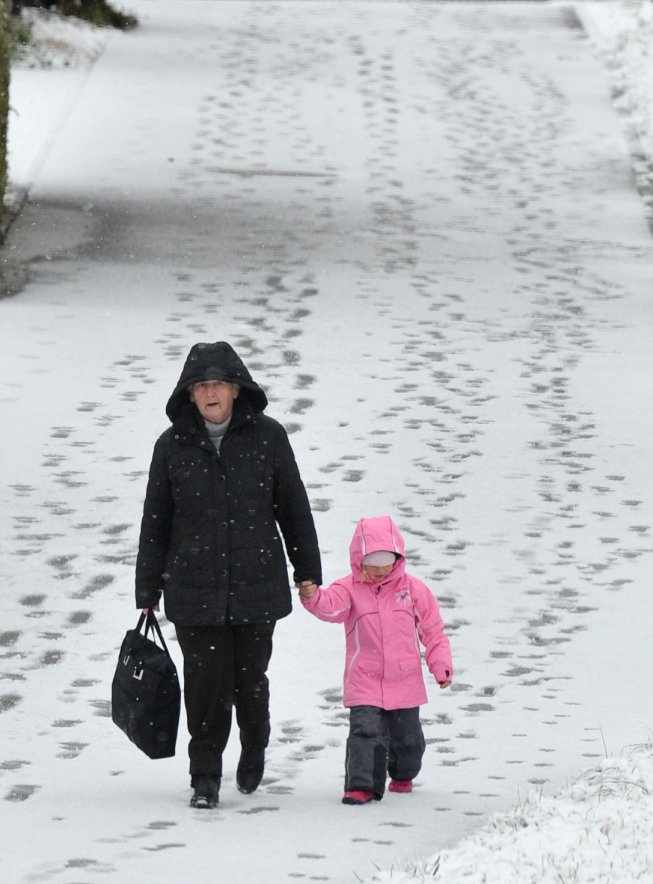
[299,515,453,805]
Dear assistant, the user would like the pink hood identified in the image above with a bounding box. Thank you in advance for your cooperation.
[349,515,405,575]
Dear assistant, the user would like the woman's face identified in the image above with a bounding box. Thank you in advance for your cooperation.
[190,380,239,423]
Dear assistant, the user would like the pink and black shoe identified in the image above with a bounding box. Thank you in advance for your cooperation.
[342,789,376,805]
[388,779,413,793]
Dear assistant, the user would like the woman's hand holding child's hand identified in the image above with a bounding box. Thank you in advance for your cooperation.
[297,581,319,599]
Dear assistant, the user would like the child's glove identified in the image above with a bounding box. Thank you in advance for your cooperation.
[434,665,452,688]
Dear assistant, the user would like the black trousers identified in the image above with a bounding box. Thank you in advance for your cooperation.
[175,622,275,779]
[345,705,426,797]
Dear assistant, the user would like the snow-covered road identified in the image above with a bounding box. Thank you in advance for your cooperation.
[1,3,652,882]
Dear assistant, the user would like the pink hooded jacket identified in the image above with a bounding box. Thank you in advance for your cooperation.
[301,516,453,710]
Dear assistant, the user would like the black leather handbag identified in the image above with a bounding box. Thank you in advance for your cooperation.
[111,611,180,759]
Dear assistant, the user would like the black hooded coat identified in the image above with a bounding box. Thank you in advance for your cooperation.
[135,342,322,626]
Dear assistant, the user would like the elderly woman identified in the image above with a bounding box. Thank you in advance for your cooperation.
[136,341,322,808]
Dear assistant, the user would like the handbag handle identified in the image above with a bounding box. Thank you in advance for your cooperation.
[133,610,172,657]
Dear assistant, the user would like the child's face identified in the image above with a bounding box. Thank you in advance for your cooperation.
[362,562,394,582]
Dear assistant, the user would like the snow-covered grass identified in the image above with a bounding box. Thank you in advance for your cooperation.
[577,0,653,220]
[577,0,653,154]
[366,740,653,882]
[11,6,109,69]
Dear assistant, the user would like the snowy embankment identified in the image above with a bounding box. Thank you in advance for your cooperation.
[576,0,653,216]
[365,740,653,883]
[12,5,108,68]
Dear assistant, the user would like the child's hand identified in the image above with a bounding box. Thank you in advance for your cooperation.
[434,667,452,689]
[297,580,319,599]
[438,679,451,690]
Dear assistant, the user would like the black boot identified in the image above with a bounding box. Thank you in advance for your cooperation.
[236,748,265,794]
[190,774,220,809]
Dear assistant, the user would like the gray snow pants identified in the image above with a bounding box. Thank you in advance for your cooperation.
[344,705,426,798]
